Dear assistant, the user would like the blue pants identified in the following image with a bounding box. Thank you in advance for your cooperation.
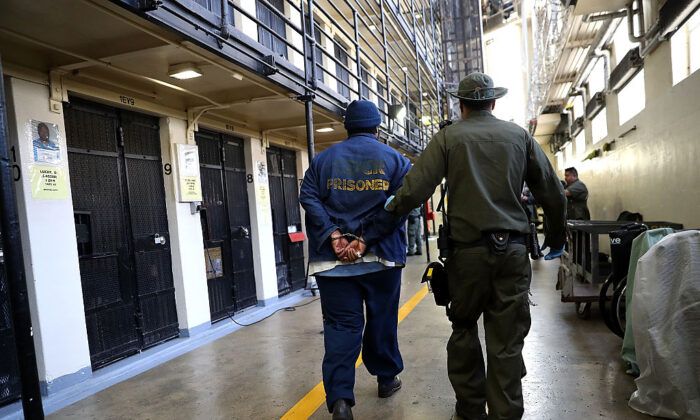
[316,267,403,411]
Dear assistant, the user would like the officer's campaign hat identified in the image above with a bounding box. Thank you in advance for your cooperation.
[446,72,508,102]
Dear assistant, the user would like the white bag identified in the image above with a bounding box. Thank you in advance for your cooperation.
[629,231,700,419]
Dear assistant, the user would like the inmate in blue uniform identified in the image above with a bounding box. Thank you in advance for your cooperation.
[300,123,411,412]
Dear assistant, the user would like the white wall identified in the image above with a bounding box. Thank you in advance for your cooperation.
[244,136,279,303]
[484,20,528,128]
[4,77,91,386]
[159,118,211,332]
[558,41,700,229]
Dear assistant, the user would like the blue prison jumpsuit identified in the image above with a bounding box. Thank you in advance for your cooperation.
[299,133,411,411]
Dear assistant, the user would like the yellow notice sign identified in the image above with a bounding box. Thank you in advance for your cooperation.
[180,176,202,201]
[30,166,68,199]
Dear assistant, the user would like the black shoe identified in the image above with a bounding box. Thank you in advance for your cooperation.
[378,376,402,398]
[331,399,353,420]
[415,251,422,255]
[407,251,415,256]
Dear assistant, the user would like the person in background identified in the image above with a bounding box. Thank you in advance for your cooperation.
[564,167,590,220]
[406,205,423,256]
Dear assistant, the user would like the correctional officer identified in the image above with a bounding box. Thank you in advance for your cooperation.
[374,73,567,419]
[564,166,590,220]
[299,100,411,420]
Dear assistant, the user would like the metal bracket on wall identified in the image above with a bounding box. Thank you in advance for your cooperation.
[260,133,270,154]
[48,70,68,114]
[186,108,203,145]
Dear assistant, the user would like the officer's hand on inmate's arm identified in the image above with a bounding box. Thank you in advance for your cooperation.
[544,247,564,260]
[330,230,349,261]
[384,195,395,210]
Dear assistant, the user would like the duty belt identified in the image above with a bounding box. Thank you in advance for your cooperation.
[452,233,527,249]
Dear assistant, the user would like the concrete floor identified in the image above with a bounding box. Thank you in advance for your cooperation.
[50,239,651,420]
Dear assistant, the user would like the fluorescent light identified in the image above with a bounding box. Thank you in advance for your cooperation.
[168,63,202,80]
[401,66,408,71]
[415,13,421,19]
[316,127,334,133]
[422,92,428,97]
[232,72,244,81]
[368,25,377,31]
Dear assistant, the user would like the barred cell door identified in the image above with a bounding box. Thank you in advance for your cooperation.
[0,247,21,407]
[65,98,178,368]
[196,130,256,321]
[266,147,305,295]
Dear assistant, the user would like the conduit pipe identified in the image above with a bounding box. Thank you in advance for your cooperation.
[583,10,627,22]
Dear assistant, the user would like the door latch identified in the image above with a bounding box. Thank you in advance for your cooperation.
[154,233,167,245]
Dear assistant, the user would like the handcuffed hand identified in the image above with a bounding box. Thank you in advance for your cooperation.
[330,230,349,260]
[330,230,367,263]
[341,238,367,263]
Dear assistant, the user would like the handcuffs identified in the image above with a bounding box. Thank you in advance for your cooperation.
[331,233,365,259]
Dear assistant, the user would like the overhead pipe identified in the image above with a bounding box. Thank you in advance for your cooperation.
[593,45,611,92]
[583,10,627,22]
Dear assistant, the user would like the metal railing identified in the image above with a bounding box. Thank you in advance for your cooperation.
[153,0,447,152]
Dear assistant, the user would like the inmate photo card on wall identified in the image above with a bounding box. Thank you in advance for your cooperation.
[176,143,202,202]
[30,166,68,199]
[256,161,268,184]
[28,120,62,165]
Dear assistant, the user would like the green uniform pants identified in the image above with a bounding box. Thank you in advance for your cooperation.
[445,244,531,420]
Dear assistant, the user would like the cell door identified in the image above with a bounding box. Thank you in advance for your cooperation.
[65,98,178,368]
[197,130,256,321]
[266,147,305,295]
[0,250,21,407]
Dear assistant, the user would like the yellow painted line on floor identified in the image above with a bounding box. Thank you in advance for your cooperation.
[280,284,429,420]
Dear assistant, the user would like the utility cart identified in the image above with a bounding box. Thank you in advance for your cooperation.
[557,220,683,319]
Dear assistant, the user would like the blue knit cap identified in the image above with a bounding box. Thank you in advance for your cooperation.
[344,100,381,130]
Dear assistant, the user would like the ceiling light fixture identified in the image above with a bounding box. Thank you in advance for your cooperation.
[232,72,244,81]
[168,62,202,80]
[401,66,408,72]
[316,127,334,133]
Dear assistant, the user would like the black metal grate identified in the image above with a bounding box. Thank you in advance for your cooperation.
[197,130,257,317]
[200,167,228,241]
[64,100,118,152]
[85,304,139,369]
[78,258,122,312]
[121,111,161,157]
[66,99,178,368]
[197,132,221,166]
[267,147,304,296]
[0,264,21,406]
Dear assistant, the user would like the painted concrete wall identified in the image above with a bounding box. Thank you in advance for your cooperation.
[244,136,279,304]
[484,20,528,128]
[159,118,211,333]
[4,77,92,390]
[558,41,700,229]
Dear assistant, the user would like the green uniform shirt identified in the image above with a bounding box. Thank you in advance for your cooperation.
[565,179,590,220]
[386,110,567,249]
